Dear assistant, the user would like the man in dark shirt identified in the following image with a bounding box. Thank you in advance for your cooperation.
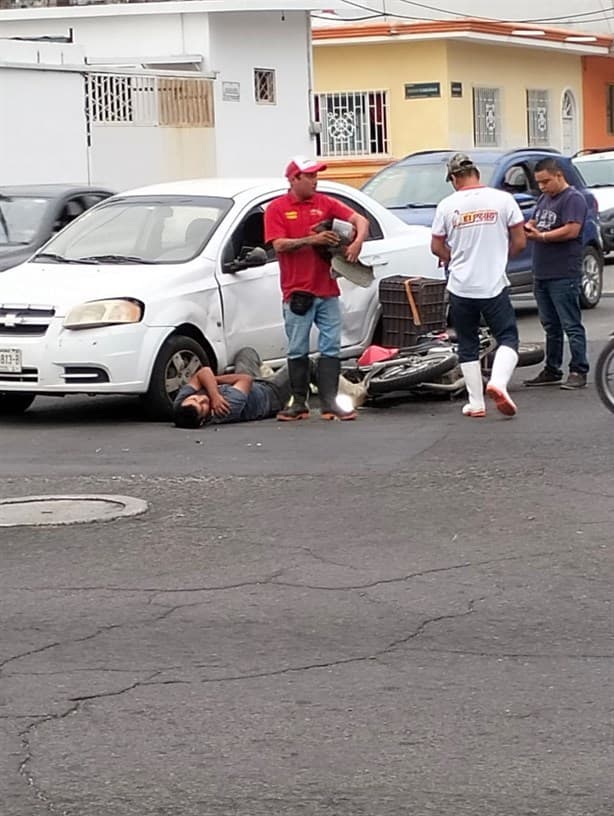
[524,158,589,389]
[173,348,292,428]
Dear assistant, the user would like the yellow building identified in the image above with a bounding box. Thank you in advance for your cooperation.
[313,19,613,187]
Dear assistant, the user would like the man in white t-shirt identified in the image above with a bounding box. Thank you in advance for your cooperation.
[431,153,527,417]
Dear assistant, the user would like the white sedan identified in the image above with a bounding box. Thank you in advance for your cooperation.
[0,177,441,419]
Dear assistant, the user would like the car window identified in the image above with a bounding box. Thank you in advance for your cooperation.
[502,164,532,195]
[54,197,87,233]
[572,157,614,187]
[363,161,496,208]
[0,196,50,245]
[82,193,112,209]
[34,196,233,264]
[327,193,384,240]
[223,206,275,268]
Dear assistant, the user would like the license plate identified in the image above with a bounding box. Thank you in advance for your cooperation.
[0,348,22,373]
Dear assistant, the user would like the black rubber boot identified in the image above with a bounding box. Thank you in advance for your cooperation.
[317,356,357,421]
[277,356,311,421]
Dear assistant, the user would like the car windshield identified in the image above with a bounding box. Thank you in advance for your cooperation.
[0,196,50,245]
[573,157,614,187]
[363,161,496,208]
[32,195,233,264]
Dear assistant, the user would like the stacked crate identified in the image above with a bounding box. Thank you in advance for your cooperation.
[378,276,447,348]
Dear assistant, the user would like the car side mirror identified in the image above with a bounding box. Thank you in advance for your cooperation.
[223,246,268,273]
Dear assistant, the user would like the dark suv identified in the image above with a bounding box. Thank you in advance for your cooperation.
[362,148,603,308]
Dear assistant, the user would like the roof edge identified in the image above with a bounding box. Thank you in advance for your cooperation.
[313,18,614,50]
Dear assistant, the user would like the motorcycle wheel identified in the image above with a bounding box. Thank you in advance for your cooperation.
[595,337,614,415]
[517,343,545,368]
[367,351,458,395]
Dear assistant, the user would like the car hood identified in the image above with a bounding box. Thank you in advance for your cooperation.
[0,261,184,314]
[0,245,35,272]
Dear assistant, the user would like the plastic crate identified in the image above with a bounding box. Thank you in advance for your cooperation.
[378,276,447,348]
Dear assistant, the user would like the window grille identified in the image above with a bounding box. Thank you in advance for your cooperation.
[314,90,389,158]
[527,89,550,147]
[473,87,500,147]
[254,69,276,105]
[85,73,214,127]
[158,78,214,126]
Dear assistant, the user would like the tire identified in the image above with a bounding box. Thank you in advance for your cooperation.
[517,342,545,368]
[0,392,35,415]
[595,337,614,415]
[143,335,210,421]
[579,246,603,309]
[367,351,458,395]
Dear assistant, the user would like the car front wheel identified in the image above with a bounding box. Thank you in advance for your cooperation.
[142,335,210,421]
[580,246,603,309]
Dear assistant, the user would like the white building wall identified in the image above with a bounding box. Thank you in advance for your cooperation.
[208,11,314,176]
[0,15,191,61]
[0,68,89,184]
[88,125,217,190]
[0,8,316,177]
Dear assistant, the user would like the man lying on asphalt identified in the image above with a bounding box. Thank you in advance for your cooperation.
[173,347,292,428]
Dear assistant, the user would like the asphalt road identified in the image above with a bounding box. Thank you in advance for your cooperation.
[1,295,613,815]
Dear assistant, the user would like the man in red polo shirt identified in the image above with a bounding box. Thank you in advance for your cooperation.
[265,155,368,421]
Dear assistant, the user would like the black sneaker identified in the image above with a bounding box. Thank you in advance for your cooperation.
[277,401,310,421]
[560,372,587,390]
[523,369,562,387]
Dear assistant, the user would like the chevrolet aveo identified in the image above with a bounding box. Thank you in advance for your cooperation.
[0,178,441,420]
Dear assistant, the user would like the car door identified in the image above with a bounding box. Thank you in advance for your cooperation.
[216,202,287,364]
[498,162,536,288]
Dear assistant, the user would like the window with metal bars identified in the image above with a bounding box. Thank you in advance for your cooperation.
[526,89,550,147]
[254,69,276,105]
[85,74,214,127]
[472,87,500,148]
[314,90,389,158]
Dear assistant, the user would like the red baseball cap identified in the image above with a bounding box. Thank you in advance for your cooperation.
[285,155,327,179]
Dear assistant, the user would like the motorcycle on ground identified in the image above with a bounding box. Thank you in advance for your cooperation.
[340,330,545,403]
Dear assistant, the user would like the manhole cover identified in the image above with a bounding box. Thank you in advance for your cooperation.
[0,494,148,527]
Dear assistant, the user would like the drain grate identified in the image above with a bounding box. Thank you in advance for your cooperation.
[0,495,148,527]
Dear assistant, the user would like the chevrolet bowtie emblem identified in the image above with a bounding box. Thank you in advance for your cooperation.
[3,314,22,327]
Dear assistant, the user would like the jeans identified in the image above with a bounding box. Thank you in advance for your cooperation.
[283,295,342,358]
[449,288,519,363]
[233,346,291,412]
[534,277,589,375]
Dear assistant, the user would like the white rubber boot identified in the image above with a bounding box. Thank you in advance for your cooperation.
[460,361,485,417]
[486,345,518,417]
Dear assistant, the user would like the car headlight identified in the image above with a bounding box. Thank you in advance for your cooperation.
[600,207,614,223]
[63,299,143,330]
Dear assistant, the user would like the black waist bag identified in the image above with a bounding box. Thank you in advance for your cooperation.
[289,290,315,316]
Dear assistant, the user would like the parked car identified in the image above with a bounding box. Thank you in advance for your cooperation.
[362,148,604,308]
[0,178,441,419]
[571,148,614,252]
[0,184,115,272]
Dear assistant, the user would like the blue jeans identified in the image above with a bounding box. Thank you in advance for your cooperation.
[449,289,519,363]
[534,277,589,375]
[283,296,342,358]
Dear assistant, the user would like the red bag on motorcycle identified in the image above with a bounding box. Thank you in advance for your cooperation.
[358,345,399,366]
